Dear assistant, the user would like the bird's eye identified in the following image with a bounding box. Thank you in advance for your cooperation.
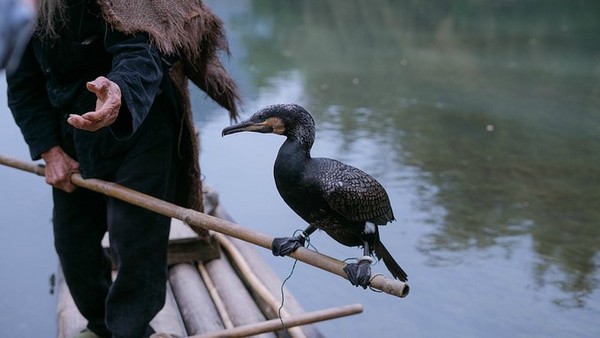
[258,115,267,122]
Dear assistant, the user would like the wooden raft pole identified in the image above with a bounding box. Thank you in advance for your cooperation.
[189,303,363,338]
[0,154,409,298]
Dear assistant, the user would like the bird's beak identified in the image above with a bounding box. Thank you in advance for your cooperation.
[222,119,273,137]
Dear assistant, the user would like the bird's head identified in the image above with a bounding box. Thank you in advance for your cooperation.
[222,103,315,144]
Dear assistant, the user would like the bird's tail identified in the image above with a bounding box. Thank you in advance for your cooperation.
[373,241,408,282]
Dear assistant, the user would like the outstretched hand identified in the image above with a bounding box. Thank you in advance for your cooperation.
[67,76,121,131]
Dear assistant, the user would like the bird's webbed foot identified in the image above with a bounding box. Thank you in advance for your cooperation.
[343,256,373,289]
[271,231,308,256]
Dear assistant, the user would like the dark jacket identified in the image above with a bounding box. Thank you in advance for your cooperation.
[8,0,240,225]
[7,0,171,178]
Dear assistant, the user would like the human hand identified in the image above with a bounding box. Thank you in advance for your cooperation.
[67,76,122,131]
[41,146,80,192]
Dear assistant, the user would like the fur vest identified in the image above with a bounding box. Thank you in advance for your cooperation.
[99,0,240,237]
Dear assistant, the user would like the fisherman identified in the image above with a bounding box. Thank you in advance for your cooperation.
[5,0,238,337]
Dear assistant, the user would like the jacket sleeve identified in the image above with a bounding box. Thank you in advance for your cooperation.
[6,42,60,160]
[104,27,164,139]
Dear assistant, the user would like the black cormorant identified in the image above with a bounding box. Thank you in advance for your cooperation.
[222,103,408,289]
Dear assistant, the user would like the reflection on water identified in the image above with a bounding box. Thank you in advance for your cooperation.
[217,0,600,305]
[199,0,600,336]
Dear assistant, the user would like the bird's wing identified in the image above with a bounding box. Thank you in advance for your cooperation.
[311,159,395,225]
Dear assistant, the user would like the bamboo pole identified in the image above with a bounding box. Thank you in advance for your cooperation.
[0,154,409,298]
[209,205,323,338]
[188,304,363,338]
[214,232,307,338]
[149,281,188,337]
[56,268,87,338]
[202,250,276,338]
[196,262,235,330]
[168,263,225,335]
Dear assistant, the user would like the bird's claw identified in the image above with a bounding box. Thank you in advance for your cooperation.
[343,256,373,289]
[271,234,307,256]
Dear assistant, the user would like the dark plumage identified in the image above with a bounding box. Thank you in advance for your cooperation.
[222,103,408,288]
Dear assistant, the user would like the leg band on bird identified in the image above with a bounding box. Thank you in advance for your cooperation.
[271,236,305,256]
[343,257,373,289]
[271,226,314,256]
[343,243,374,289]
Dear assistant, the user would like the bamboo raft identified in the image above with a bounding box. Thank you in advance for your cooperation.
[0,154,408,338]
[58,187,357,338]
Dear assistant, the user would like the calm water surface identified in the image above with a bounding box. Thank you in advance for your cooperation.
[1,0,599,337]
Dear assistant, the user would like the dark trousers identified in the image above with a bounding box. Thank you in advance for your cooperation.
[53,104,178,338]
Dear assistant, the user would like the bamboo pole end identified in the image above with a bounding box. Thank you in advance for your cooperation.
[370,275,410,298]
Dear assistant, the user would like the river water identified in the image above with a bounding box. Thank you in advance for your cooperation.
[1,0,599,337]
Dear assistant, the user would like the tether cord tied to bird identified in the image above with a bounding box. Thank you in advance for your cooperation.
[222,103,409,289]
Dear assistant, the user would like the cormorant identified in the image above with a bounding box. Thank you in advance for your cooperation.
[222,103,408,289]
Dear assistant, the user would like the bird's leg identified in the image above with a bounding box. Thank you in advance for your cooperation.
[343,241,373,289]
[271,225,317,256]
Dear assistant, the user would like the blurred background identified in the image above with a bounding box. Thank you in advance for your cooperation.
[1,0,599,337]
